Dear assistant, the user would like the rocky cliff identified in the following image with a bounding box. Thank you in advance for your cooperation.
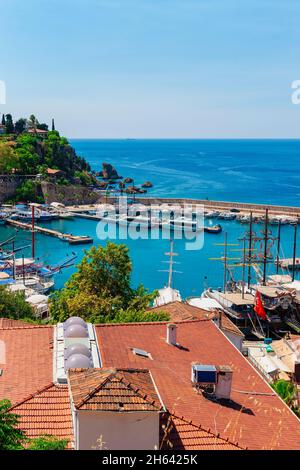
[41,181,100,205]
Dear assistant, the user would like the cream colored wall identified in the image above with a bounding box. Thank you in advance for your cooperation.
[76,410,160,450]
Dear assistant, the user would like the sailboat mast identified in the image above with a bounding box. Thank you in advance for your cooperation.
[276,219,281,274]
[168,238,174,288]
[247,212,253,288]
[223,232,228,293]
[292,223,297,282]
[31,205,35,259]
[262,209,269,285]
[242,237,246,299]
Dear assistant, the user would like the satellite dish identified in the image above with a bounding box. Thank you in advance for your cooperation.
[65,343,91,359]
[66,353,92,369]
[65,324,88,338]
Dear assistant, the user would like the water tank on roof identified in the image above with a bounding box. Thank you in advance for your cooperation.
[64,316,87,328]
[65,343,91,360]
[65,324,88,338]
[66,353,93,369]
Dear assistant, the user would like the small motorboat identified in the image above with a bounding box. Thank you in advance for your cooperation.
[204,224,222,234]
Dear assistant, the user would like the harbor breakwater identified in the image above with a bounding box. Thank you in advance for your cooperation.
[103,196,300,217]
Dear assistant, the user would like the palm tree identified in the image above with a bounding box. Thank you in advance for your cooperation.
[28,114,38,131]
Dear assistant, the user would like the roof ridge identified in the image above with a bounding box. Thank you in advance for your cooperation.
[114,371,163,411]
[169,413,246,450]
[95,318,210,328]
[9,382,58,411]
[0,324,53,331]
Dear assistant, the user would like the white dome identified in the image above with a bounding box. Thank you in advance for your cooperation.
[65,324,88,338]
[65,343,91,359]
[64,316,87,328]
[66,353,92,369]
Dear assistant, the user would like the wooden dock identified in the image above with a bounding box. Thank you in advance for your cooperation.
[6,219,93,245]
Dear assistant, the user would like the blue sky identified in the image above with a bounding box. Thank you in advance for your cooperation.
[0,0,300,138]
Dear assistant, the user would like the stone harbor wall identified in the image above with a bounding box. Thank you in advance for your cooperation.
[41,181,100,205]
[0,175,33,203]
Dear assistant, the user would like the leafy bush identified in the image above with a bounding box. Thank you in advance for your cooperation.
[27,435,68,451]
[0,286,35,320]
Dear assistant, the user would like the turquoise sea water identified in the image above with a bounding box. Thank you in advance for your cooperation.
[1,139,300,298]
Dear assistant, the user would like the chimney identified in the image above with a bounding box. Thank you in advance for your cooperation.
[166,323,177,346]
[215,366,233,400]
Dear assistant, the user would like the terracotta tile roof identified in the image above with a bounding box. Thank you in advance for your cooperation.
[68,368,163,412]
[0,318,35,328]
[160,414,244,450]
[148,301,214,322]
[10,383,74,448]
[46,168,64,175]
[95,320,300,450]
[0,324,54,405]
[148,301,244,338]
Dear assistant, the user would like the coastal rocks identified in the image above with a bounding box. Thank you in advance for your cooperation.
[102,163,121,180]
[124,186,147,194]
[41,181,100,205]
[124,177,133,184]
[141,181,153,188]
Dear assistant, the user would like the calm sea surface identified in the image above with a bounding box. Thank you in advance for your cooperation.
[1,139,300,297]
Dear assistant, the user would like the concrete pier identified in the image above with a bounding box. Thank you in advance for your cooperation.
[6,219,93,245]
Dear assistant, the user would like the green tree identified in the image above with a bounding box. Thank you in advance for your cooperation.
[14,180,44,203]
[0,286,35,320]
[0,143,18,174]
[0,400,26,450]
[28,114,38,130]
[5,114,14,134]
[1,114,5,126]
[38,123,48,131]
[27,435,68,450]
[271,379,296,407]
[14,118,27,135]
[50,243,164,323]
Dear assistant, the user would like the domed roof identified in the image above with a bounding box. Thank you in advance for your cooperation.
[64,316,87,328]
[65,343,91,360]
[66,353,93,369]
[65,324,88,338]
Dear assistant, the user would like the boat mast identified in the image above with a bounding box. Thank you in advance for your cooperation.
[242,237,246,299]
[247,211,253,288]
[292,223,297,282]
[262,209,269,285]
[276,219,281,274]
[223,232,228,293]
[31,205,35,259]
[168,238,174,288]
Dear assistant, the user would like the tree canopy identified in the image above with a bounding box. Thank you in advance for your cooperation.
[0,400,26,450]
[50,242,168,324]
[0,399,68,450]
[0,286,35,321]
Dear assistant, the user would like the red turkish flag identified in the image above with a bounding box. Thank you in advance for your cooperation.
[254,290,267,321]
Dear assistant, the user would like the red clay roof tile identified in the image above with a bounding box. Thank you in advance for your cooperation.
[68,368,163,412]
[10,383,74,448]
[0,324,54,405]
[95,320,300,450]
